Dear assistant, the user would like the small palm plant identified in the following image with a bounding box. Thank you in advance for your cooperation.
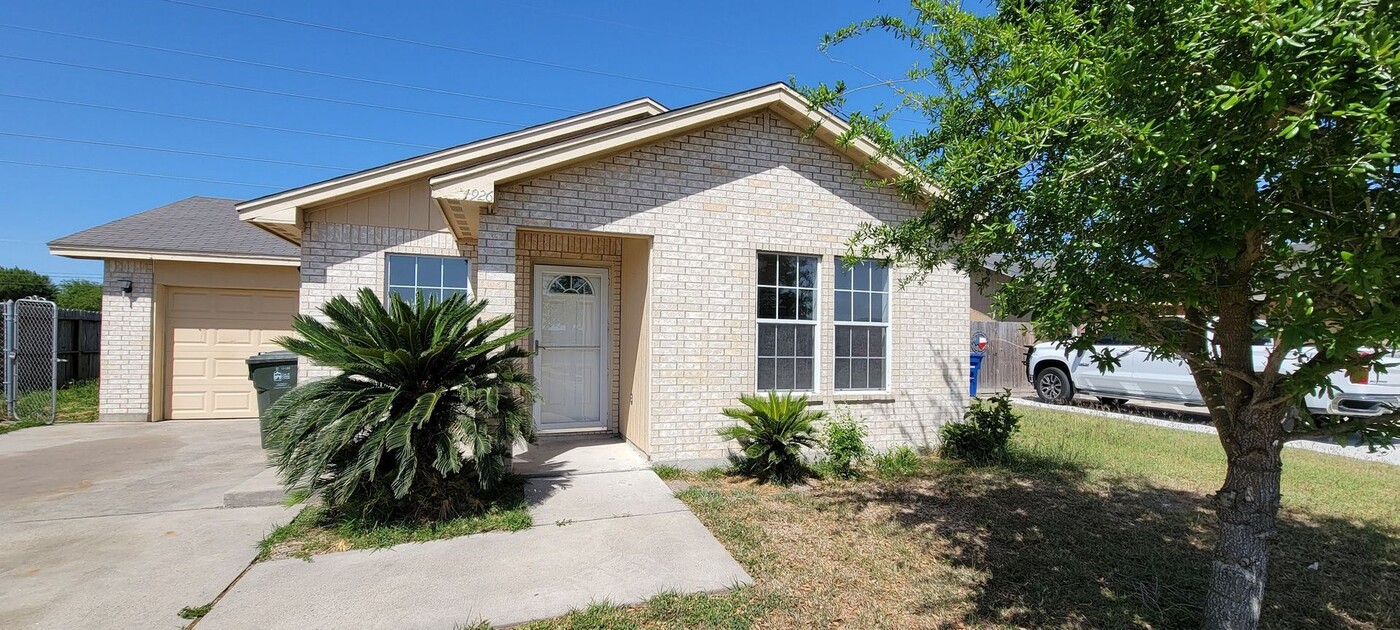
[265,288,536,522]
[718,391,823,484]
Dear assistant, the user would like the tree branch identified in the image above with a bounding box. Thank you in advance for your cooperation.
[1283,412,1400,442]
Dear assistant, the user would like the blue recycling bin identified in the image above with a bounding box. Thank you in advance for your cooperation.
[969,352,985,396]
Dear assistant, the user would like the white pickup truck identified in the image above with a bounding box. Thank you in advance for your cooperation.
[1026,339,1400,418]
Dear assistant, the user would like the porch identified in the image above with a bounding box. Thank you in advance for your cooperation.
[510,229,653,455]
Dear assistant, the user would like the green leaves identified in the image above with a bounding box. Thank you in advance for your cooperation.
[718,391,823,485]
[263,289,537,523]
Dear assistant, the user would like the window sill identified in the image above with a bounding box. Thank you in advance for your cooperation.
[808,391,898,404]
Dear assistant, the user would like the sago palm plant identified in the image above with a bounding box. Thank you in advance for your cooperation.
[265,288,536,522]
[718,391,823,485]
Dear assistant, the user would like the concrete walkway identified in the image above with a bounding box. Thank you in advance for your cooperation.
[0,420,296,629]
[198,437,752,629]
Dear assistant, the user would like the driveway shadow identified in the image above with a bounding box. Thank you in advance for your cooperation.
[823,455,1400,628]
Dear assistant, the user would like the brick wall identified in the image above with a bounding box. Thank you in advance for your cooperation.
[297,111,968,462]
[297,222,477,380]
[482,111,968,462]
[514,230,623,434]
[98,259,153,421]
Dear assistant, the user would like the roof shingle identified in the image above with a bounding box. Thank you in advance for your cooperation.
[48,196,298,259]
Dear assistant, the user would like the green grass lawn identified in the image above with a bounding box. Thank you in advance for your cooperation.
[0,380,98,434]
[525,407,1400,629]
[257,477,533,561]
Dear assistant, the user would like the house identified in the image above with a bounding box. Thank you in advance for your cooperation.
[50,83,968,464]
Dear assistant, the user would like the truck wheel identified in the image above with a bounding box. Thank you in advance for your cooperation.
[1035,366,1074,404]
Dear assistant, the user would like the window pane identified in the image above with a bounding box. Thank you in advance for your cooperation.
[758,323,776,357]
[388,255,417,286]
[758,254,777,286]
[442,259,469,289]
[776,358,796,390]
[798,257,817,288]
[854,263,870,290]
[871,327,886,358]
[779,255,798,286]
[851,327,868,358]
[795,358,813,390]
[853,292,870,323]
[871,264,889,292]
[868,359,885,390]
[835,326,851,357]
[757,358,776,391]
[389,286,417,303]
[797,289,815,321]
[835,358,851,390]
[777,324,796,357]
[851,359,868,389]
[835,291,851,322]
[417,257,444,288]
[757,287,776,319]
[443,288,469,301]
[778,288,797,319]
[835,263,852,290]
[870,293,885,323]
[795,325,814,357]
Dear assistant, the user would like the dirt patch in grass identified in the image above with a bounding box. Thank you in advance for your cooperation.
[257,478,532,561]
[528,409,1400,629]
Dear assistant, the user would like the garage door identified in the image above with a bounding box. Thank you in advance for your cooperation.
[165,287,297,420]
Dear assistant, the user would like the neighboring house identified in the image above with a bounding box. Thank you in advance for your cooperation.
[51,83,968,464]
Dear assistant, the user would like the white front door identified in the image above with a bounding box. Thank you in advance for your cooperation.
[533,266,608,431]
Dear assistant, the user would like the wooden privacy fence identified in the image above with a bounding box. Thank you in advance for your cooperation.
[970,320,1036,392]
[56,309,100,384]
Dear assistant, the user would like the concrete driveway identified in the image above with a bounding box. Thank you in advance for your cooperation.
[0,420,295,629]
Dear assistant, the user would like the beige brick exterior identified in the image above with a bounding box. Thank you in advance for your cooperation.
[297,223,477,380]
[99,259,154,422]
[297,111,968,462]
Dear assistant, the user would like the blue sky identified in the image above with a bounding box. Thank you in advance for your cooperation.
[0,0,933,283]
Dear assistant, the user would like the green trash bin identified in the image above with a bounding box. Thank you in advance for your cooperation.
[246,350,298,447]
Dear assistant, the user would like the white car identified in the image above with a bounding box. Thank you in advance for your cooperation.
[1026,339,1400,418]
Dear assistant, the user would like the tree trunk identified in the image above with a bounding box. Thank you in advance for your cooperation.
[1202,403,1286,630]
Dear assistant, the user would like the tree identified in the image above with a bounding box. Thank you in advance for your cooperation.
[264,289,536,522]
[0,267,55,302]
[54,280,102,311]
[805,0,1399,627]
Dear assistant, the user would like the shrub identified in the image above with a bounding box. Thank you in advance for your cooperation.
[940,391,1021,464]
[820,410,871,479]
[265,289,536,523]
[717,391,823,485]
[873,446,922,478]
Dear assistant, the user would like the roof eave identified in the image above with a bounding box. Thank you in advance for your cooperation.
[47,245,300,267]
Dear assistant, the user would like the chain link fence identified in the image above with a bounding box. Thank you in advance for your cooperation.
[2,297,58,423]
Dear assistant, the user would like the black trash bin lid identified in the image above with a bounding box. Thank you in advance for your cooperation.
[245,350,299,366]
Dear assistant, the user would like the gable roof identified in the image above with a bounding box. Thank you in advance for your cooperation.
[425,83,927,241]
[241,83,928,244]
[236,97,667,243]
[49,196,299,265]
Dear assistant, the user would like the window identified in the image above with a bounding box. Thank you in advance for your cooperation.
[386,254,470,303]
[756,253,818,391]
[834,259,889,390]
[548,275,594,295]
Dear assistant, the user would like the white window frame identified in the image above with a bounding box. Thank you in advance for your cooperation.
[385,253,472,303]
[834,259,892,392]
[755,251,821,394]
